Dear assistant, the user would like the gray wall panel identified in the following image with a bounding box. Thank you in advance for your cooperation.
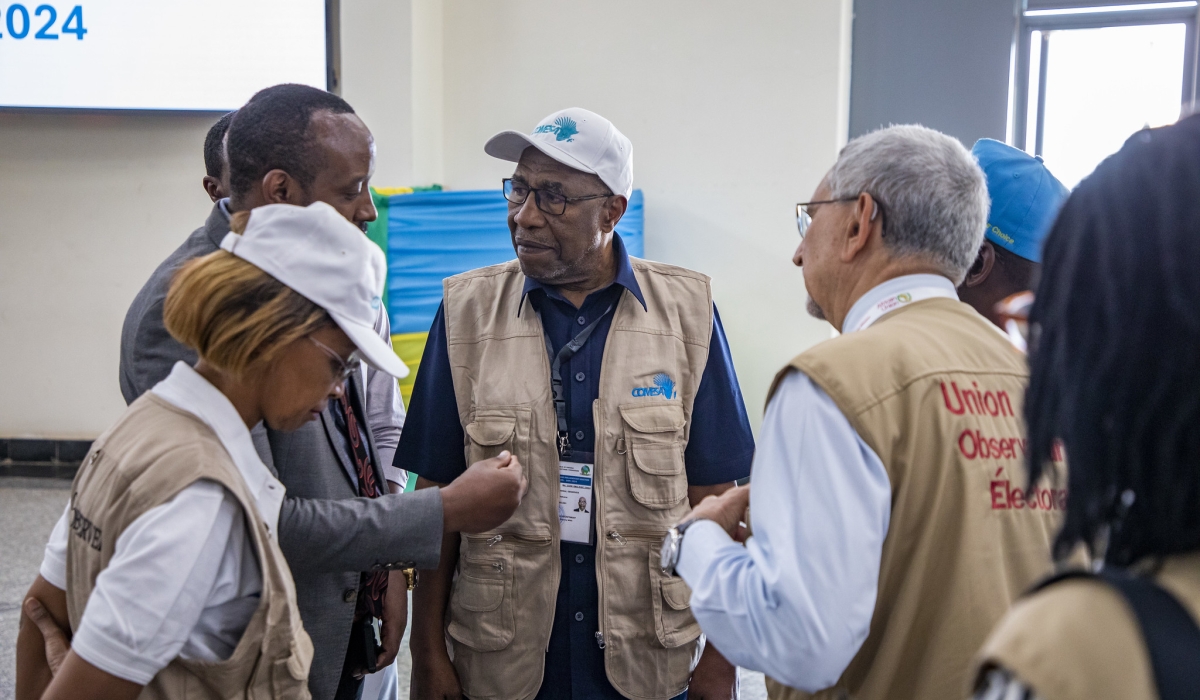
[849,0,1018,147]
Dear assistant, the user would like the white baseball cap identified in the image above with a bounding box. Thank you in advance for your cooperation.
[219,202,410,378]
[485,107,633,198]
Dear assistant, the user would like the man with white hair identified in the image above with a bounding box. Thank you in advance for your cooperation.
[660,125,1061,700]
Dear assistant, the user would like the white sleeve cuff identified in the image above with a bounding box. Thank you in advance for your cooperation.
[676,519,737,584]
[383,465,408,490]
[71,624,160,685]
[38,501,72,590]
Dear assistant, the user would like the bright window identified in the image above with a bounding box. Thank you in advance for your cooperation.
[1014,3,1196,188]
[1035,24,1187,187]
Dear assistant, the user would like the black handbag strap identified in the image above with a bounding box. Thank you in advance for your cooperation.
[1034,567,1200,699]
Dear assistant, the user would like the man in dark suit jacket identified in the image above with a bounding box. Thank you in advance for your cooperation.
[120,84,526,700]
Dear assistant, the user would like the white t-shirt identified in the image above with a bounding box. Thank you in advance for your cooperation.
[40,362,285,685]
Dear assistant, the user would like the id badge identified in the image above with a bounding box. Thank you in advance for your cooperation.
[558,461,594,544]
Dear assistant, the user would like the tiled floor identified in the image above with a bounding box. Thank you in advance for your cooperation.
[0,477,767,700]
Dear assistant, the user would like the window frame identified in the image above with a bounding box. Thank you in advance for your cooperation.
[1010,2,1200,153]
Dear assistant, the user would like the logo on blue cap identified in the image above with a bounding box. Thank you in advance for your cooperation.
[972,139,1069,264]
[533,116,579,143]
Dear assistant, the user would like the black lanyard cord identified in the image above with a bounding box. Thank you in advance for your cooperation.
[541,304,615,457]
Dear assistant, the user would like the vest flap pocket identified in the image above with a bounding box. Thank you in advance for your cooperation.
[631,442,686,476]
[649,551,702,649]
[619,403,686,433]
[455,575,504,612]
[465,418,517,446]
[626,441,687,509]
[448,560,516,652]
[660,576,692,611]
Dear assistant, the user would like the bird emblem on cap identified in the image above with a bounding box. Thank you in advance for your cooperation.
[533,116,579,143]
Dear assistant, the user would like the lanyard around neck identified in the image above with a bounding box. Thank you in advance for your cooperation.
[540,304,615,457]
[850,286,957,332]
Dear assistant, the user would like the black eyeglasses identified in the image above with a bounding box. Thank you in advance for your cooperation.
[309,336,360,385]
[503,178,613,216]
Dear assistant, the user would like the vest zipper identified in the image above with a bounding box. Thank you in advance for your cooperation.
[594,399,608,658]
[463,533,552,547]
[606,529,666,544]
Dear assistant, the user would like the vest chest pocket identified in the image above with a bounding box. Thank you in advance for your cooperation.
[620,404,688,509]
[465,409,530,468]
[447,546,515,652]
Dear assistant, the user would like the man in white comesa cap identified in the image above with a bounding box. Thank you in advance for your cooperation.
[402,108,755,700]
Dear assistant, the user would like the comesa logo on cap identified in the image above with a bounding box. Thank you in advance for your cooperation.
[484,107,634,198]
[632,373,676,399]
[533,116,579,143]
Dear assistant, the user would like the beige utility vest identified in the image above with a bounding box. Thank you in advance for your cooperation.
[442,258,713,700]
[66,393,312,700]
[763,298,1061,700]
[975,552,1200,700]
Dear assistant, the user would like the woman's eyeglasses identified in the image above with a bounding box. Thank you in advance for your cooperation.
[309,337,360,384]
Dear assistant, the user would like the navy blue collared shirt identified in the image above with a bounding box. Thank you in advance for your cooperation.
[396,234,754,700]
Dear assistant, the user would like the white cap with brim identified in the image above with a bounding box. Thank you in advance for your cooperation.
[485,107,634,199]
[219,202,410,379]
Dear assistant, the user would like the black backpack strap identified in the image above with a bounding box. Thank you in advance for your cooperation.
[1033,567,1200,700]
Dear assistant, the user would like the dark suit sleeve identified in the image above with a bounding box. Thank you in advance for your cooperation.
[276,487,445,572]
[125,295,198,403]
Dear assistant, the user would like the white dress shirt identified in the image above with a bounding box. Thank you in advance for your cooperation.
[40,362,285,685]
[366,304,407,487]
[676,274,958,691]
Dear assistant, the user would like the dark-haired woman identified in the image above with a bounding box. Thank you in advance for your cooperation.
[971,117,1200,699]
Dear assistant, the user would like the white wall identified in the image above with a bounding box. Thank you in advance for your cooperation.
[0,1,424,438]
[0,0,851,438]
[438,0,853,423]
[0,112,216,438]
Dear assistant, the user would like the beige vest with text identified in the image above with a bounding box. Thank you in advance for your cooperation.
[975,552,1200,700]
[66,393,313,700]
[764,298,1060,700]
[442,258,713,700]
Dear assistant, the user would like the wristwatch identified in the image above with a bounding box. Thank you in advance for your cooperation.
[660,519,699,575]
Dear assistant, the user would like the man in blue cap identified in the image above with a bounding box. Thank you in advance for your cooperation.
[958,139,1069,328]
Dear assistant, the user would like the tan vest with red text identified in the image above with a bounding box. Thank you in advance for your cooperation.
[442,258,713,700]
[974,552,1200,700]
[763,298,1061,700]
[66,393,313,700]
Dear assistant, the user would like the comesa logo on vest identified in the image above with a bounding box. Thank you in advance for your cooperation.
[533,116,579,142]
[632,373,676,399]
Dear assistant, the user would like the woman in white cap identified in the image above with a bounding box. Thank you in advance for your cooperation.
[16,202,457,700]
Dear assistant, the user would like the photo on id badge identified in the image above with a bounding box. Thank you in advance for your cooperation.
[559,461,593,545]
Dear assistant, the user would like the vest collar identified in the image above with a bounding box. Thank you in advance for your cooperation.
[842,273,958,334]
[150,362,286,538]
[518,232,647,314]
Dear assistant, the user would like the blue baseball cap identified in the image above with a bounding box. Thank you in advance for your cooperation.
[972,139,1069,264]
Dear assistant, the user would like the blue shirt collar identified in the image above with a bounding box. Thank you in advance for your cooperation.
[519,232,647,314]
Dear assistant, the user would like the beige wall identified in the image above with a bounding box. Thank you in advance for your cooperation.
[0,112,216,437]
[0,0,851,438]
[438,0,853,422]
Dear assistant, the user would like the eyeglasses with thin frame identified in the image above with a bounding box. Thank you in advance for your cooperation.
[503,178,613,216]
[795,196,884,239]
[309,336,360,385]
